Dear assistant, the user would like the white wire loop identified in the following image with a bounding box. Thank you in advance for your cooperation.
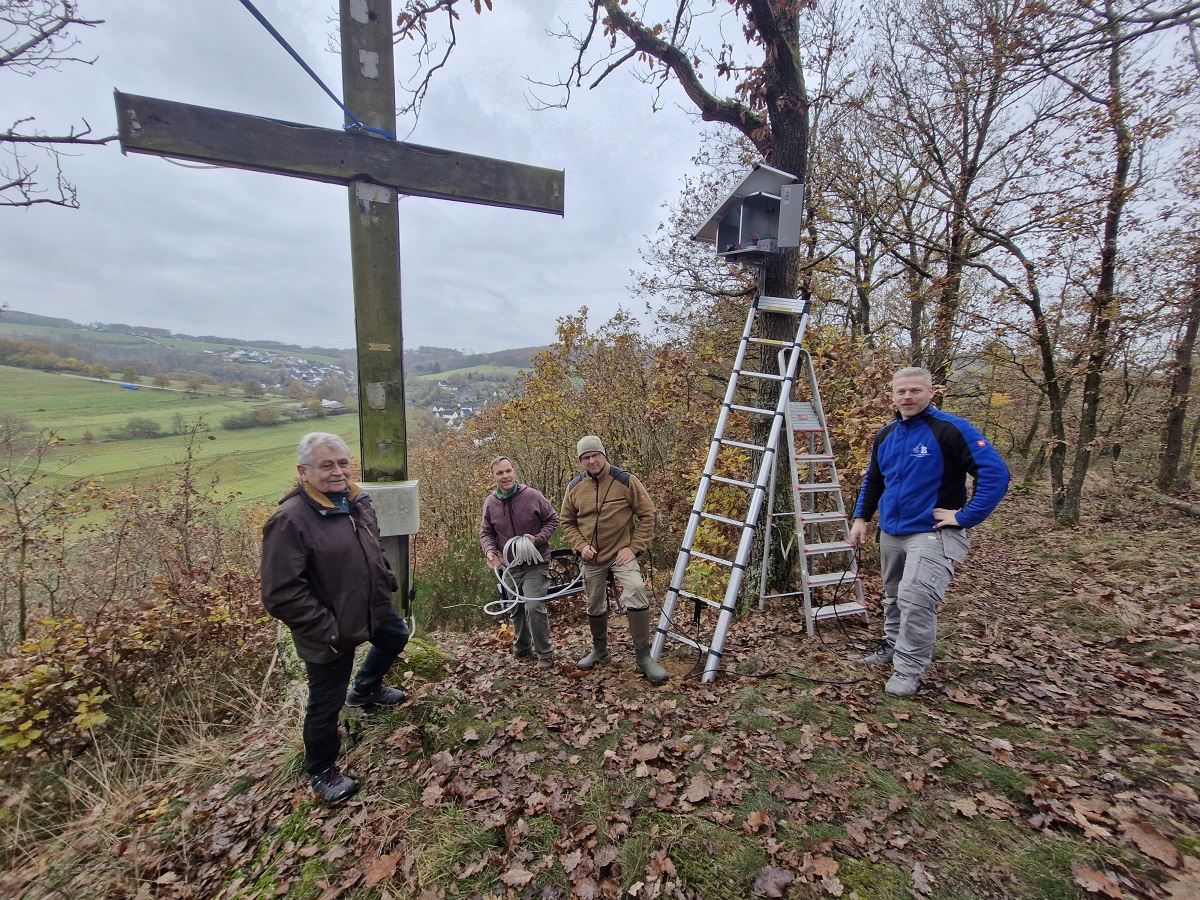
[483,537,584,617]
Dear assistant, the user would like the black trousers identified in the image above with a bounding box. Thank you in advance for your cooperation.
[301,604,410,774]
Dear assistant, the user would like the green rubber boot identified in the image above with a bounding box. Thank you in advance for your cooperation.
[576,613,611,670]
[628,608,669,685]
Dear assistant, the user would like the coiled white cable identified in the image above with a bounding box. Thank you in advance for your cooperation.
[483,536,585,617]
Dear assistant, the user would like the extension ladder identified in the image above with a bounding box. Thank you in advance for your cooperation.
[759,350,868,635]
[649,293,813,683]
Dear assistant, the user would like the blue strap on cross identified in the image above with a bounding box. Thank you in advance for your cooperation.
[236,0,398,141]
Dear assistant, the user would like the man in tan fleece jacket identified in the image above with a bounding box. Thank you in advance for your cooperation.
[560,435,668,684]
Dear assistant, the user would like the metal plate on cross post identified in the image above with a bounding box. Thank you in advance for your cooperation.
[361,481,420,536]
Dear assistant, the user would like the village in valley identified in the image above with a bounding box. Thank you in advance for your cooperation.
[0,310,526,432]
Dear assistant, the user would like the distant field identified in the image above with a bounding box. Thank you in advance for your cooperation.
[2,366,358,505]
[0,323,159,349]
[411,364,522,381]
[0,323,343,365]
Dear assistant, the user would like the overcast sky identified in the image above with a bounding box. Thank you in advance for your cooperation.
[2,1,710,353]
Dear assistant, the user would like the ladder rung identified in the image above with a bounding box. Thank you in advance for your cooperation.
[795,482,842,493]
[803,541,855,556]
[690,550,734,567]
[699,511,748,529]
[720,439,767,452]
[675,589,722,608]
[663,631,711,652]
[806,571,862,589]
[787,403,823,431]
[796,511,848,525]
[711,474,755,489]
[757,296,806,315]
[761,590,805,600]
[794,454,834,464]
[747,336,798,349]
[737,370,787,383]
[729,403,776,416]
[812,601,870,621]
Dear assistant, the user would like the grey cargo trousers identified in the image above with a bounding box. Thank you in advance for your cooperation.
[878,528,970,677]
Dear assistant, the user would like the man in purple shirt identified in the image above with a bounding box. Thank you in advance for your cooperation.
[480,456,560,670]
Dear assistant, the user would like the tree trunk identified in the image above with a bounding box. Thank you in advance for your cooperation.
[1058,21,1130,526]
[1157,251,1200,491]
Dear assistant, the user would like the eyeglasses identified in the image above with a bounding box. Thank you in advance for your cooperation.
[308,459,351,472]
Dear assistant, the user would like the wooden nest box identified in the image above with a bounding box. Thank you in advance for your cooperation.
[692,164,803,263]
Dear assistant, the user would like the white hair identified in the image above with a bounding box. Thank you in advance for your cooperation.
[297,432,350,467]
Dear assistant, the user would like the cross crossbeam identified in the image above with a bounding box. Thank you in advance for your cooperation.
[114,92,564,215]
[112,0,566,616]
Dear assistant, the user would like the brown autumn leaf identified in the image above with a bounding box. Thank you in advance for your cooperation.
[744,809,773,834]
[911,860,933,894]
[1072,866,1123,898]
[752,866,795,898]
[363,852,400,888]
[950,798,978,818]
[1121,821,1181,868]
[853,722,870,741]
[811,855,839,878]
[633,743,662,762]
[684,773,712,803]
[499,867,535,887]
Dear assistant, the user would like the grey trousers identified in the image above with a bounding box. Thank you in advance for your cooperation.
[509,563,553,662]
[879,528,970,677]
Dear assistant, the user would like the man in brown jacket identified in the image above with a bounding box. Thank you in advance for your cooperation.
[560,435,668,684]
[261,433,409,803]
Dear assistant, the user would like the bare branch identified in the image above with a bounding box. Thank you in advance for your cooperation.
[1,1,111,208]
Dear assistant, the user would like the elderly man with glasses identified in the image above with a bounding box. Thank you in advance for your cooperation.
[261,432,410,803]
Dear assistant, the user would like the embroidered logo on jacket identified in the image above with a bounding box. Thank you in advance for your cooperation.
[911,443,930,458]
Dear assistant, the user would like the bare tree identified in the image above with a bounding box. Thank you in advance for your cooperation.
[1009,0,1200,523]
[1,0,114,208]
[1158,245,1200,491]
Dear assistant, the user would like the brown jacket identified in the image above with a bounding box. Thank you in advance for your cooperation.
[560,464,655,565]
[261,481,397,664]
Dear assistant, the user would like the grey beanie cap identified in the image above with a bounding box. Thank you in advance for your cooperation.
[576,435,606,459]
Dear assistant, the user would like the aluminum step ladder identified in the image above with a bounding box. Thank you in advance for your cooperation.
[759,349,868,634]
[650,294,812,683]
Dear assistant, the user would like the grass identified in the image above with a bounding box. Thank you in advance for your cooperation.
[0,323,344,365]
[410,364,521,381]
[2,460,1197,898]
[3,365,358,504]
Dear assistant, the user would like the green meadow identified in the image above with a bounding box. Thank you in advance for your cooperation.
[1,365,358,506]
[0,322,343,365]
[411,363,522,381]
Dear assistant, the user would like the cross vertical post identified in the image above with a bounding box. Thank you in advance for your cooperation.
[113,1,566,626]
[337,0,411,603]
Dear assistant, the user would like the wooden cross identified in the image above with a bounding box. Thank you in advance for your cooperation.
[113,0,564,608]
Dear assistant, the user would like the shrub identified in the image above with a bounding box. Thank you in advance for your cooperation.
[0,425,274,776]
[221,411,259,430]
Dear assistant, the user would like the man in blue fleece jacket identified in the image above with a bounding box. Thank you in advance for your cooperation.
[849,367,1010,697]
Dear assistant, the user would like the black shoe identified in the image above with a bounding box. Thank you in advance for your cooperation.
[512,646,534,659]
[346,684,407,707]
[310,766,358,803]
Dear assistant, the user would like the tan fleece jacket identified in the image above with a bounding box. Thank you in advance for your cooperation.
[559,464,655,565]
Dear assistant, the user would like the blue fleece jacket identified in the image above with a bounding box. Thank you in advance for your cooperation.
[853,405,1010,536]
